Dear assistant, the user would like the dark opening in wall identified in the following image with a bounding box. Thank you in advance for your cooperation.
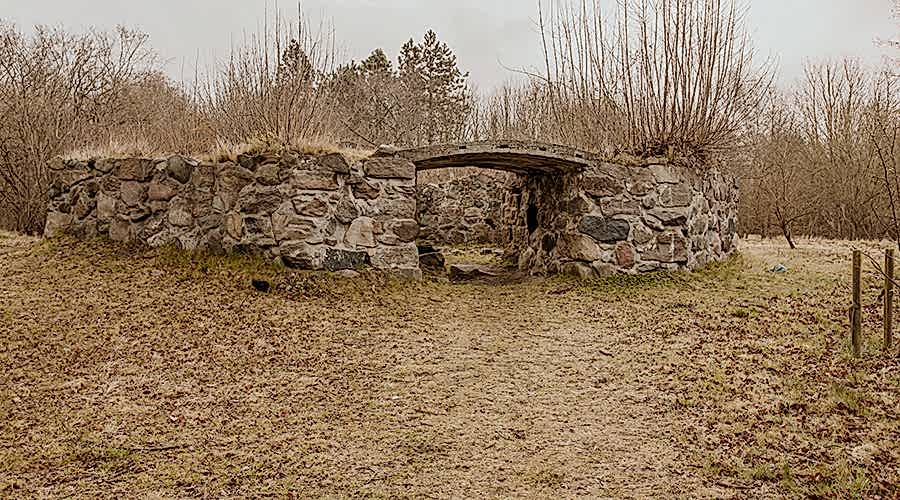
[527,202,539,234]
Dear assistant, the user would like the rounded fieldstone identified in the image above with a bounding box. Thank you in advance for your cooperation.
[318,153,351,174]
[345,217,376,248]
[557,234,603,261]
[419,252,446,271]
[148,182,176,202]
[561,262,597,280]
[293,197,329,217]
[389,219,420,242]
[255,164,282,186]
[166,156,194,184]
[280,241,324,269]
[116,158,154,181]
[615,242,636,268]
[168,207,192,227]
[324,248,370,271]
[578,215,630,243]
[335,197,361,224]
[120,181,147,207]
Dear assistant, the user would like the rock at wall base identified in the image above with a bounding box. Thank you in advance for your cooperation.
[281,242,323,270]
[560,262,597,280]
[391,268,424,280]
[419,252,446,271]
[44,212,75,238]
[323,248,370,272]
[579,215,631,243]
[449,264,497,282]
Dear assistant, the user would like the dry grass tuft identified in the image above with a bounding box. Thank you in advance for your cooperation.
[60,134,375,165]
[64,138,160,161]
[203,135,373,164]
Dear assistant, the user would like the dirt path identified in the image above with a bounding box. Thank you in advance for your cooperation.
[1,236,898,497]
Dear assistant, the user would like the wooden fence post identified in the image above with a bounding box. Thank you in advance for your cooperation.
[852,250,862,358]
[885,249,894,352]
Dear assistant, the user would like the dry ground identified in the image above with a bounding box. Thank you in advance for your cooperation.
[1,232,899,498]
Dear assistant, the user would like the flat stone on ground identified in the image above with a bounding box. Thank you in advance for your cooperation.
[449,264,497,282]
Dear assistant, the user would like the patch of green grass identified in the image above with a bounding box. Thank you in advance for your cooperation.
[746,462,778,482]
[740,460,793,483]
[567,253,750,297]
[730,308,750,318]
[700,455,726,477]
[809,460,871,498]
[828,383,867,416]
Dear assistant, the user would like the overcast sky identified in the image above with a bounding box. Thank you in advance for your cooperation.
[1,0,897,90]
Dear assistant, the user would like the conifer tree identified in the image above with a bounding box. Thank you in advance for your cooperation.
[362,48,392,76]
[277,39,313,83]
[398,30,470,145]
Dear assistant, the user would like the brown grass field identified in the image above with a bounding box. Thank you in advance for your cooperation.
[1,232,899,498]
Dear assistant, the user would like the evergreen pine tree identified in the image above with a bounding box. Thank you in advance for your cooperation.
[362,48,392,76]
[398,30,470,145]
[277,39,313,84]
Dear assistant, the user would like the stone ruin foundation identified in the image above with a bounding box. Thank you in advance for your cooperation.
[45,143,739,279]
[416,170,524,248]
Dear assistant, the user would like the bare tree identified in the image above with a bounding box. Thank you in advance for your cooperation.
[741,89,820,248]
[736,59,900,244]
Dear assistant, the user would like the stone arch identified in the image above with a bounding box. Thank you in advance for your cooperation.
[397,141,596,175]
[391,141,740,278]
[401,141,598,268]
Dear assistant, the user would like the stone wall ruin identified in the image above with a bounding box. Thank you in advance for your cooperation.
[511,159,739,277]
[45,150,423,277]
[416,171,526,247]
[45,142,739,278]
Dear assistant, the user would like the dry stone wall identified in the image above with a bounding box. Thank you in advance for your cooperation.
[416,171,527,247]
[45,150,422,276]
[515,160,738,278]
[45,146,738,279]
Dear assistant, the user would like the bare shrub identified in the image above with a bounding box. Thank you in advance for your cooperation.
[0,23,158,234]
[479,0,772,159]
[194,10,338,149]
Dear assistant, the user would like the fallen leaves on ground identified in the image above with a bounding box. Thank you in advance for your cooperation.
[0,234,898,497]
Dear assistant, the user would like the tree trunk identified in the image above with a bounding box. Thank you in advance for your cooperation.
[781,222,797,249]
